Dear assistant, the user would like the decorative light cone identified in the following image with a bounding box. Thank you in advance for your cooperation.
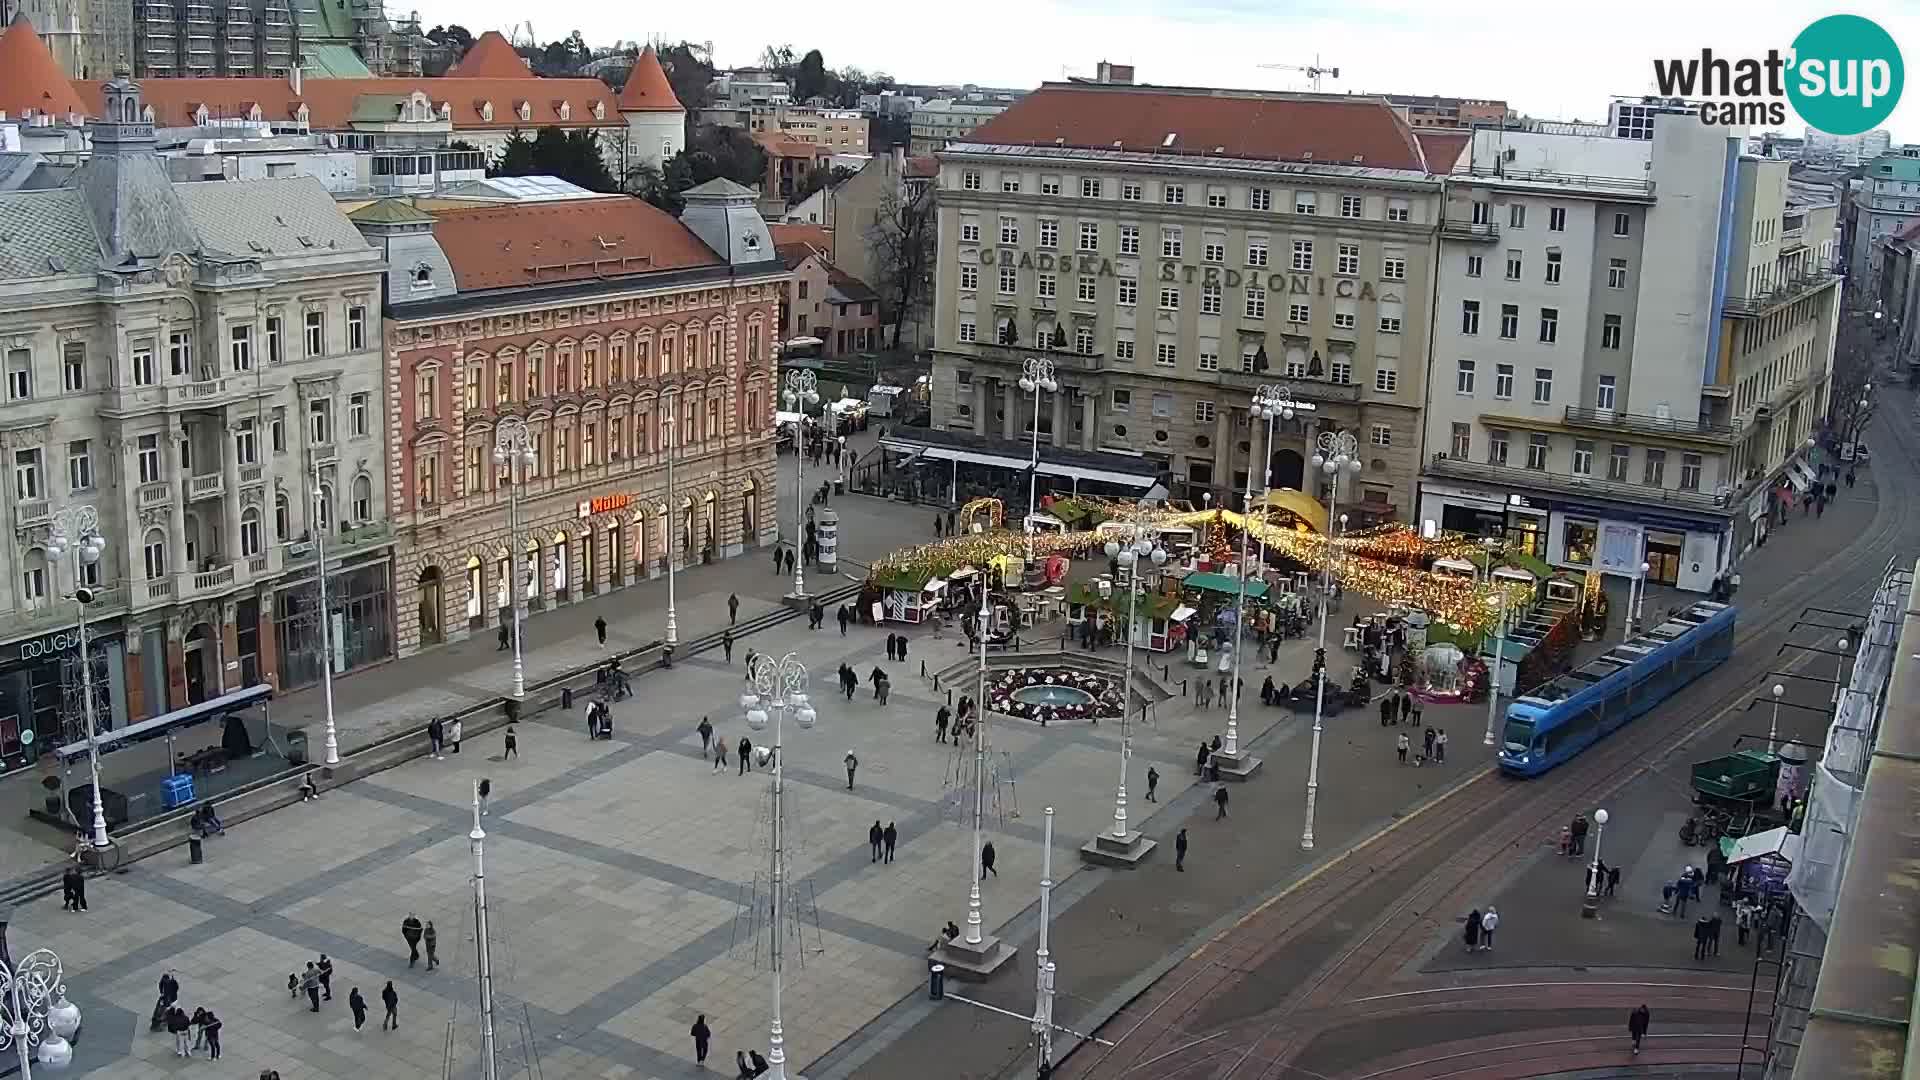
[46,993,81,1040]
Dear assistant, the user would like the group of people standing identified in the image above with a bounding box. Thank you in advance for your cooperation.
[152,970,223,1059]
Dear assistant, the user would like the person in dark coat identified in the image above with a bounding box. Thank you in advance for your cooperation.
[883,822,898,863]
[750,1050,771,1076]
[1379,693,1394,726]
[381,981,400,1031]
[738,736,752,776]
[166,1005,192,1057]
[348,987,368,1030]
[61,865,84,911]
[691,1014,712,1064]
[1213,785,1230,819]
[869,821,884,862]
[1174,827,1188,872]
[317,953,334,999]
[737,1051,755,1078]
[981,841,997,877]
[401,914,424,966]
[202,1011,223,1059]
[1629,1004,1650,1054]
[423,922,439,969]
[1464,909,1483,952]
[1196,741,1211,776]
[899,637,910,663]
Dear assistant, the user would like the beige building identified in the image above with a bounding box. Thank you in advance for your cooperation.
[747,104,869,153]
[926,82,1449,521]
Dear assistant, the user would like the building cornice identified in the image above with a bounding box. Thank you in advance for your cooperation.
[387,263,790,323]
[939,142,1442,192]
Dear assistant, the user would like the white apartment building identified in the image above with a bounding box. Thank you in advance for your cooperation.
[0,73,392,759]
[1420,114,1839,594]
[1848,147,1920,286]
[909,98,1013,155]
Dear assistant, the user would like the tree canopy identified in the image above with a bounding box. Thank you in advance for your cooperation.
[490,127,617,193]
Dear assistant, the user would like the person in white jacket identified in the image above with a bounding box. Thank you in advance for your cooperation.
[449,718,463,754]
[1479,906,1499,951]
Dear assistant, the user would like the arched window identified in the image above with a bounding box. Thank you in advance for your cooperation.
[240,507,262,557]
[351,474,373,522]
[412,264,433,288]
[19,548,47,607]
[143,528,168,580]
[274,492,291,540]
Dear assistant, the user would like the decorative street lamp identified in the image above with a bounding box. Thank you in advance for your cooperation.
[1250,384,1299,570]
[1083,525,1165,864]
[0,947,80,1076]
[783,371,820,600]
[1769,683,1785,754]
[743,652,818,1080]
[1483,591,1509,747]
[1580,807,1609,919]
[1833,635,1850,705]
[492,418,536,699]
[1018,357,1059,565]
[469,780,497,1080]
[307,454,340,765]
[45,506,108,848]
[1624,560,1651,641]
[1301,429,1360,851]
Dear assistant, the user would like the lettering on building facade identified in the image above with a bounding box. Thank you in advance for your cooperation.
[976,249,1383,301]
[578,493,635,518]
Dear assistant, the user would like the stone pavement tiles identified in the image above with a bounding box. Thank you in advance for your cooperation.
[19,608,1250,1079]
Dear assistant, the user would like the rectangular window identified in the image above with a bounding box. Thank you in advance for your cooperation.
[348,305,367,351]
[1539,307,1559,343]
[1548,206,1566,232]
[1151,392,1173,418]
[1680,453,1703,491]
[169,331,192,376]
[12,449,39,499]
[1613,212,1631,236]
[1075,327,1094,355]
[1601,314,1622,350]
[999,216,1019,245]
[958,319,977,343]
[1111,388,1131,412]
[1608,258,1628,289]
[1197,350,1219,372]
[1162,183,1185,205]
[1509,203,1527,228]
[1206,186,1227,208]
[1487,429,1509,465]
[1465,254,1483,278]
[1499,304,1519,339]
[4,350,29,401]
[1370,423,1392,446]
[1294,193,1317,215]
[1643,448,1666,486]
[1201,284,1222,314]
[66,440,91,492]
[1036,273,1056,299]
[1375,365,1397,393]
[1533,367,1554,403]
[1333,311,1356,330]
[1608,443,1630,482]
[61,342,84,392]
[1291,239,1313,271]
[1113,336,1135,362]
[1001,174,1021,193]
[1451,423,1471,458]
[1077,275,1097,302]
[1040,177,1061,196]
[1119,225,1140,255]
[1461,300,1481,335]
[1386,202,1410,223]
[1038,219,1058,248]
[1337,244,1359,276]
[1472,201,1492,225]
[1195,400,1217,423]
[1160,287,1181,311]
[1505,251,1522,280]
[265,316,284,365]
[999,266,1018,295]
[224,323,253,374]
[1155,342,1177,367]
[1526,433,1549,470]
[1494,363,1514,399]
[1331,357,1352,384]
[1456,359,1476,394]
[271,408,285,453]
[1379,315,1401,333]
[1572,440,1594,475]
[1080,177,1102,198]
[304,310,324,357]
[1382,255,1405,281]
[1161,226,1183,258]
[1244,289,1266,319]
[1289,302,1311,324]
[1596,375,1617,411]
[1544,250,1563,284]
[960,221,979,243]
[131,345,155,386]
[1118,277,1137,306]
[350,391,370,436]
[960,265,978,291]
[1079,222,1099,251]
[1341,195,1363,218]
[137,434,161,483]
[234,420,257,466]
[308,398,332,445]
[1249,187,1272,211]
[1205,241,1225,263]
[1121,182,1143,202]
[1247,241,1268,267]
[963,170,982,191]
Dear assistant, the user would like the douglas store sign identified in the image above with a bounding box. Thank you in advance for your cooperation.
[10,628,85,663]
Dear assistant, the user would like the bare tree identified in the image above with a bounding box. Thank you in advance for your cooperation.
[1829,312,1881,447]
[866,184,936,351]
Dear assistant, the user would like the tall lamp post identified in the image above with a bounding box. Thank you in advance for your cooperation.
[1580,807,1609,918]
[1483,591,1509,747]
[743,652,817,1080]
[1250,385,1298,570]
[665,423,678,652]
[1832,636,1850,705]
[1018,357,1058,564]
[783,370,819,600]
[469,780,497,1080]
[0,947,81,1076]
[1083,527,1164,865]
[1768,683,1785,754]
[307,455,340,765]
[1624,560,1650,641]
[1301,430,1360,850]
[46,506,108,848]
[492,418,535,700]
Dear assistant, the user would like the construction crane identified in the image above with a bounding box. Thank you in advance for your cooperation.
[1259,58,1340,93]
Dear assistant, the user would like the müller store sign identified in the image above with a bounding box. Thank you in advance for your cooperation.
[977,248,1394,300]
[578,492,635,518]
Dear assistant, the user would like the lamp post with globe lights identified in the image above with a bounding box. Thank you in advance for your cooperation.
[1483,590,1510,747]
[306,453,341,765]
[1769,683,1785,754]
[742,651,817,1080]
[1624,560,1651,641]
[784,370,820,600]
[1018,357,1059,564]
[1082,526,1165,866]
[1300,430,1361,850]
[1580,808,1609,918]
[45,506,109,848]
[492,418,536,700]
[1833,636,1850,705]
[0,947,81,1077]
[1250,385,1298,568]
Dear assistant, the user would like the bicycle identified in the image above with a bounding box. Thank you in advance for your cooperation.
[71,834,124,874]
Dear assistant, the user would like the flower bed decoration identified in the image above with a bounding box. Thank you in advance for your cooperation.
[985,667,1125,724]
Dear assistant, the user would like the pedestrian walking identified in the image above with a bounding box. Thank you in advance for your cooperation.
[1396,732,1410,763]
[1707,913,1723,957]
[428,717,444,759]
[773,545,782,574]
[1607,865,1621,897]
[698,716,714,753]
[1423,726,1436,758]
[1196,741,1211,776]
[1736,898,1753,945]
[886,633,897,661]
[348,987,368,1030]
[838,606,850,636]
[61,865,83,911]
[1435,729,1448,763]
[424,921,439,969]
[935,705,950,743]
[883,822,898,863]
[1464,909,1482,953]
[595,615,608,646]
[1146,766,1160,802]
[899,637,910,663]
[1479,907,1499,951]
[723,629,734,663]
[503,724,518,759]
[381,981,399,1031]
[203,1010,223,1059]
[1175,826,1188,871]
[401,913,424,967]
[713,737,729,773]
[981,841,998,877]
[728,593,740,625]
[1570,814,1589,856]
[844,750,859,790]
[1379,693,1393,726]
[301,963,322,1011]
[1693,913,1712,960]
[738,736,752,776]
[870,821,884,862]
[691,1014,713,1064]
[934,514,944,538]
[1213,784,1230,820]
[449,718,463,755]
[317,953,334,999]
[167,1005,192,1055]
[498,624,510,651]
[1400,691,1413,723]
[1629,1004,1650,1054]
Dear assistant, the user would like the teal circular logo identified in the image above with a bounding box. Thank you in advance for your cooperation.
[1788,15,1904,136]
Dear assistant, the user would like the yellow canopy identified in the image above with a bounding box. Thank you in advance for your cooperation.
[1261,488,1330,534]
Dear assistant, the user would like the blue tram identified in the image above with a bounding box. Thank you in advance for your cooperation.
[1497,600,1737,777]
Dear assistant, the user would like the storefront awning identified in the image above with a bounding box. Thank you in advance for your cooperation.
[1719,825,1803,866]
[1170,605,1198,622]
[1183,572,1270,599]
[923,577,949,593]
[57,684,273,764]
[1787,470,1812,494]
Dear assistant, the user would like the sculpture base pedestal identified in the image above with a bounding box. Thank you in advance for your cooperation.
[1209,749,1263,781]
[929,933,1017,981]
[1080,829,1157,868]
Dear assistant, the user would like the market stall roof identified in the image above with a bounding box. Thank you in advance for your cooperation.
[1069,580,1183,619]
[57,683,273,764]
[1433,557,1477,574]
[1171,604,1197,621]
[1259,488,1330,534]
[879,427,1164,490]
[1720,826,1804,866]
[1183,571,1270,599]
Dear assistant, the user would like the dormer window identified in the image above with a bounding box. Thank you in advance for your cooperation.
[741,233,761,252]
[591,100,605,120]
[293,103,309,124]
[557,100,572,121]
[192,104,209,125]
[411,264,433,290]
[141,104,155,123]
[437,102,451,120]
[478,100,493,122]
[516,101,531,122]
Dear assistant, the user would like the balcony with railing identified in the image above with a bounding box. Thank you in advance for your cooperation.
[1425,453,1728,515]
[175,561,238,601]
[1440,218,1500,243]
[1561,406,1741,444]
[947,339,1104,372]
[14,500,48,527]
[101,372,272,417]
[1460,163,1658,201]
[1724,268,1841,318]
[0,585,128,638]
[187,473,224,500]
[137,482,172,508]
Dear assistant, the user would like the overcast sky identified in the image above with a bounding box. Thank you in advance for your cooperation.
[428,0,1920,142]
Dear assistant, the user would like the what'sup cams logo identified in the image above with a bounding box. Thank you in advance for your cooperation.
[1652,14,1904,134]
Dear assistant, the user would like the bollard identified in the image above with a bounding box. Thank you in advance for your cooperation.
[1182,679,1189,697]
[561,687,574,711]
[662,645,674,669]
[504,698,520,724]
[188,836,204,864]
[929,963,946,1000]
[947,688,954,705]
[921,660,928,679]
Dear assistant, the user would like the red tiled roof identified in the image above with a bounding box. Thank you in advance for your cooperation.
[427,197,722,291]
[72,75,612,130]
[965,83,1425,171]
[0,15,86,119]
[770,223,832,251]
[447,31,530,79]
[827,266,878,303]
[616,45,681,113]
[775,240,826,270]
[905,154,938,179]
[1415,130,1470,173]
[754,131,827,159]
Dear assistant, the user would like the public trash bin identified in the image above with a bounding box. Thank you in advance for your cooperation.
[188,836,203,864]
[561,687,574,710]
[286,730,309,766]
[928,963,946,1000]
